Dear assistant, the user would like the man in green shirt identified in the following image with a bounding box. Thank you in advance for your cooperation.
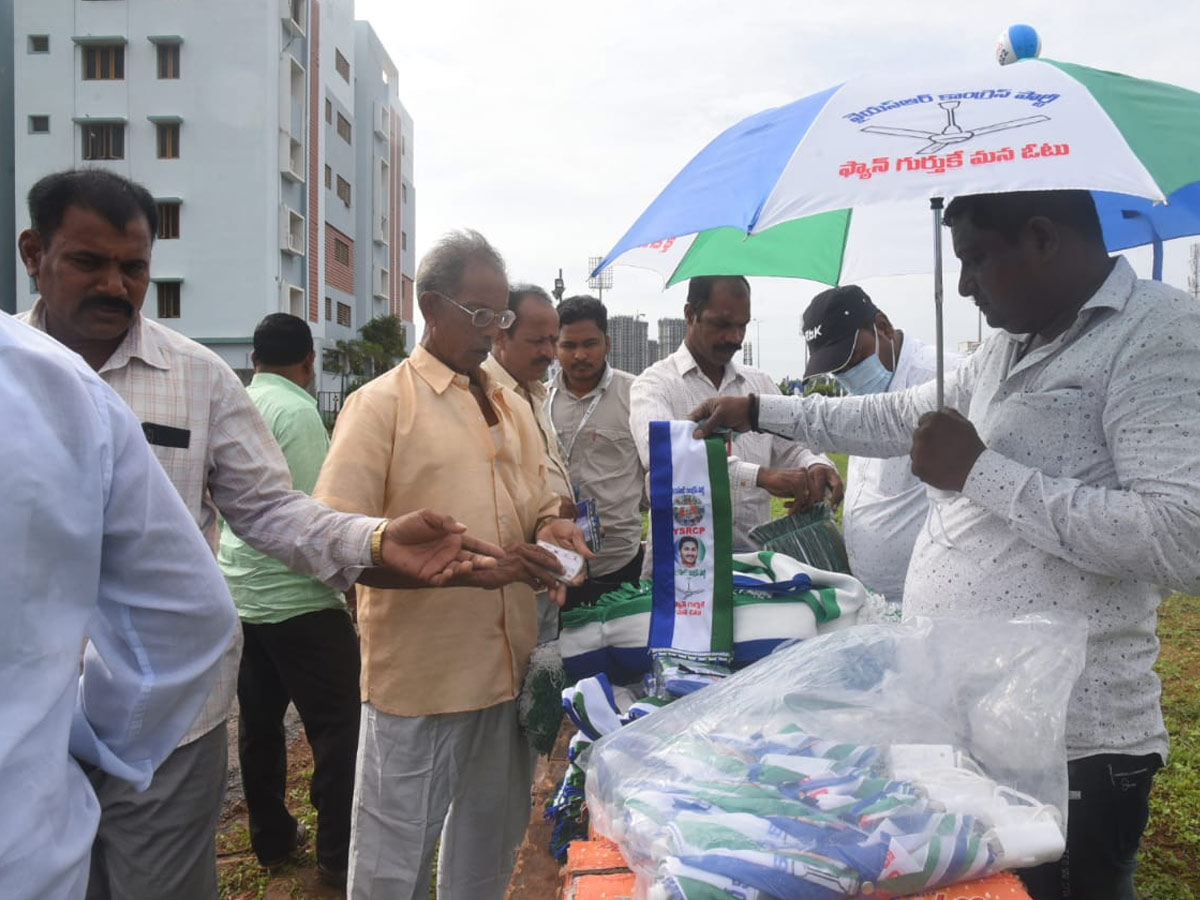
[218,314,359,887]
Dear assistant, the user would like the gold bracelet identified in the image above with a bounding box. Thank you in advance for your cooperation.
[370,519,389,567]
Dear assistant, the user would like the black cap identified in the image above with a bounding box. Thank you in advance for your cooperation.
[802,285,879,379]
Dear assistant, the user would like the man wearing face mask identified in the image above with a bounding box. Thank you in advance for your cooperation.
[801,286,961,607]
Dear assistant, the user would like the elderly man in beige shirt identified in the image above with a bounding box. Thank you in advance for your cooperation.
[314,231,590,900]
[483,283,574,641]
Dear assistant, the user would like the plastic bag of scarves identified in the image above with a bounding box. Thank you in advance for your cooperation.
[584,614,1086,899]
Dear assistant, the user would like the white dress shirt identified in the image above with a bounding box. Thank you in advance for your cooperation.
[0,312,237,900]
[631,341,833,553]
[21,303,376,743]
[759,258,1200,762]
[842,336,962,605]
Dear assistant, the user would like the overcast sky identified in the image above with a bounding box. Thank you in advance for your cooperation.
[356,0,1200,379]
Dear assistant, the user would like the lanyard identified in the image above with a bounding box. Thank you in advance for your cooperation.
[550,366,614,462]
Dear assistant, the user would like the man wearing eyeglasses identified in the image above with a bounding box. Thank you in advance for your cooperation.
[314,231,592,900]
[483,284,575,642]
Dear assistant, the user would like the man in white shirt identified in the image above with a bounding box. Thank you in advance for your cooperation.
[631,275,842,565]
[17,168,502,900]
[0,310,237,900]
[800,286,961,607]
[692,190,1200,899]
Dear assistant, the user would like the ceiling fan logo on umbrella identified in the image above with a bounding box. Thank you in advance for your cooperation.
[860,99,1049,155]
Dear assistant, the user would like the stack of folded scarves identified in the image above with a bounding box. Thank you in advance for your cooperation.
[590,726,1062,900]
[560,552,869,685]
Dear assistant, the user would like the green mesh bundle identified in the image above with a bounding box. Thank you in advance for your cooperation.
[518,640,568,756]
[748,503,851,575]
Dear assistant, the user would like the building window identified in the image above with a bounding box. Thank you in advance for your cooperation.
[325,296,332,321]
[336,113,351,145]
[325,97,331,123]
[81,123,124,160]
[324,165,332,188]
[156,122,180,158]
[83,44,124,80]
[335,50,350,82]
[29,115,50,134]
[156,43,180,79]
[156,201,180,239]
[401,231,407,251]
[333,237,351,266]
[29,35,50,53]
[156,282,181,319]
[336,302,352,327]
[336,175,351,207]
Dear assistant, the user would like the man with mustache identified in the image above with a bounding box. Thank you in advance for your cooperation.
[548,295,646,608]
[630,276,842,565]
[16,169,504,900]
[483,284,575,637]
[313,231,591,899]
[691,190,1200,899]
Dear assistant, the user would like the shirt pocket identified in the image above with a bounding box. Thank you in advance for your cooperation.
[585,426,637,475]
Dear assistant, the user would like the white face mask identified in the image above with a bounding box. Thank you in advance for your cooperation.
[834,327,895,396]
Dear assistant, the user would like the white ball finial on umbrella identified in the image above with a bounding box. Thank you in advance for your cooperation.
[996,24,1042,65]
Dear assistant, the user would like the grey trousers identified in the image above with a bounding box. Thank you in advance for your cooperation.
[86,721,228,900]
[347,700,533,900]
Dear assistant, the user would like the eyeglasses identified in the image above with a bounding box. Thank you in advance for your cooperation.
[435,292,516,329]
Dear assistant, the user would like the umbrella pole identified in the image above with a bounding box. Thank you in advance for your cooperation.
[931,197,945,408]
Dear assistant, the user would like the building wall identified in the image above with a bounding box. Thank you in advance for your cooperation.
[9,0,414,373]
[657,317,686,358]
[608,314,650,375]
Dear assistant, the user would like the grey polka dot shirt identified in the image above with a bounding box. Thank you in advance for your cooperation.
[761,257,1200,762]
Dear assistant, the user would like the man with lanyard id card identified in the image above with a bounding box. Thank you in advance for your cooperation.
[549,295,646,609]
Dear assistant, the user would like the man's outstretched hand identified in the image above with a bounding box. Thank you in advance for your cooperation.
[378,509,504,586]
[689,397,754,438]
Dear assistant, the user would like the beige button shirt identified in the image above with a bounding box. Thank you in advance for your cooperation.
[314,345,560,716]
[482,354,571,499]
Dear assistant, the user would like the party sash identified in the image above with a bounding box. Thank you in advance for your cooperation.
[647,421,733,660]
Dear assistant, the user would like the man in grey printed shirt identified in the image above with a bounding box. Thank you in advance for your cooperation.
[693,189,1200,900]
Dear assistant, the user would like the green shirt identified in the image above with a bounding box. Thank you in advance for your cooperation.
[218,373,345,623]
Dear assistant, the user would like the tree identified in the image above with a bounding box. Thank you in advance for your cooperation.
[358,315,408,378]
[322,316,409,403]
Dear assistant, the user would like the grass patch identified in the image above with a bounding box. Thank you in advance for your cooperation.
[1136,592,1200,899]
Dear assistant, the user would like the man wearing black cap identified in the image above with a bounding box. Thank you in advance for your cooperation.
[801,286,961,607]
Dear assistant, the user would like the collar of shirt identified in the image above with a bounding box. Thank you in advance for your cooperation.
[249,371,318,407]
[670,341,745,392]
[411,343,506,403]
[481,353,549,405]
[995,256,1134,352]
[27,299,170,373]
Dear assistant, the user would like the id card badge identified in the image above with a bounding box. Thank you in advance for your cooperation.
[575,497,603,554]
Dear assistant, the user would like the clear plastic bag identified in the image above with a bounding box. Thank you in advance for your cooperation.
[585,614,1087,899]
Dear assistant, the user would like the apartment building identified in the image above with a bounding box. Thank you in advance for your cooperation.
[9,0,414,390]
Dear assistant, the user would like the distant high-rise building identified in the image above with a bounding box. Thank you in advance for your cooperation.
[609,314,649,375]
[657,317,686,357]
[647,339,658,365]
[742,343,753,366]
[9,0,414,391]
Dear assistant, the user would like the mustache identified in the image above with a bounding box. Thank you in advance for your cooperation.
[81,295,134,317]
[532,356,553,368]
[714,343,742,354]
